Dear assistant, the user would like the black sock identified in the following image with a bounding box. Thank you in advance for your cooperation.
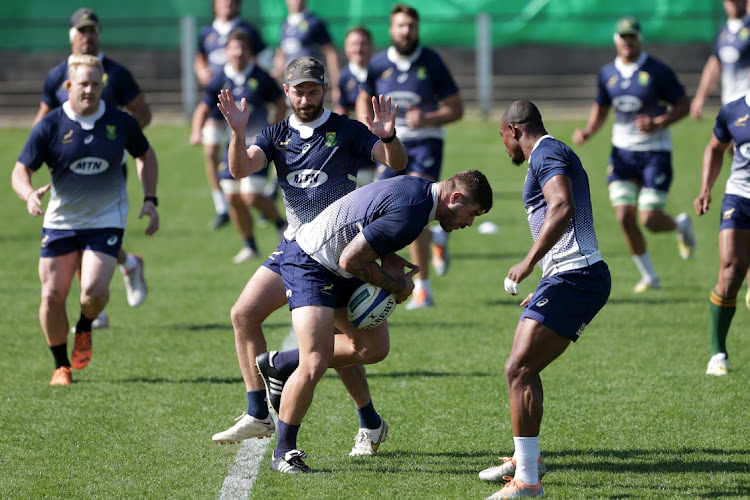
[75,313,93,333]
[50,343,70,369]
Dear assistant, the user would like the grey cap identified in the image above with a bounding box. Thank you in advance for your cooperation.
[615,16,641,36]
[285,66,325,87]
[70,8,100,29]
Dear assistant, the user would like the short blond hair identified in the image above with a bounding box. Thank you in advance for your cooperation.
[67,54,103,80]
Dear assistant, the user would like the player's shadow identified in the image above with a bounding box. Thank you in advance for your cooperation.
[605,295,706,305]
[117,376,244,384]
[542,447,750,473]
[160,321,290,332]
[326,370,494,379]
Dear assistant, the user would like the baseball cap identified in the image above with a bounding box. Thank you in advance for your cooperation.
[70,8,100,30]
[615,16,641,36]
[285,65,325,87]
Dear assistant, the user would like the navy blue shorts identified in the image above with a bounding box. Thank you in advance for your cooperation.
[719,194,750,230]
[40,228,124,258]
[520,261,611,341]
[262,238,291,275]
[607,147,672,191]
[280,240,364,310]
[379,138,444,181]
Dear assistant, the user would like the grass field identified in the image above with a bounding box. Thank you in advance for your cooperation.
[1,112,749,499]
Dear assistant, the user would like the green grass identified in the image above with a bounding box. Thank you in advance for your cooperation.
[1,113,749,499]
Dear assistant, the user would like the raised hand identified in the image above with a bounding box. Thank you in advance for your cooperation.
[363,94,398,140]
[217,89,250,132]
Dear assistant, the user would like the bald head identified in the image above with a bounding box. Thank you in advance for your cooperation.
[501,100,544,132]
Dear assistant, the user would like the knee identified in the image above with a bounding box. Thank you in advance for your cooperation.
[230,301,258,336]
[202,145,219,162]
[80,286,109,309]
[299,352,332,381]
[719,262,745,293]
[41,287,67,310]
[615,208,637,227]
[504,355,532,388]
[639,212,660,231]
[360,341,389,364]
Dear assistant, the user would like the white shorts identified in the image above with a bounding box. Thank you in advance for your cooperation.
[201,120,227,146]
[220,175,267,195]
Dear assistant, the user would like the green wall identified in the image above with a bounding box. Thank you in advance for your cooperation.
[0,0,726,51]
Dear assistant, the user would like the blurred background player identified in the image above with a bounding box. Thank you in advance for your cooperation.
[273,0,340,107]
[12,55,159,386]
[691,0,750,120]
[210,57,408,452]
[693,89,750,376]
[33,7,151,328]
[572,16,694,293]
[336,25,378,187]
[357,3,464,309]
[194,0,273,230]
[690,0,750,308]
[190,29,287,263]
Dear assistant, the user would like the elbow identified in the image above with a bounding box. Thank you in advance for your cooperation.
[140,110,152,128]
[393,155,408,171]
[561,203,574,222]
[339,254,355,275]
[454,104,464,121]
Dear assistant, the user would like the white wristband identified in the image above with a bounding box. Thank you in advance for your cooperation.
[504,278,519,296]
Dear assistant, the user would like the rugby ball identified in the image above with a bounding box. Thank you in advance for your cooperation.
[347,283,397,329]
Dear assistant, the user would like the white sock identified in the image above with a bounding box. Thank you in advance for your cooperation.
[632,253,658,282]
[513,435,540,485]
[120,253,138,272]
[212,189,229,214]
[413,278,431,295]
[674,214,688,233]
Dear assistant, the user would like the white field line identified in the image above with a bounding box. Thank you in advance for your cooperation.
[219,329,298,500]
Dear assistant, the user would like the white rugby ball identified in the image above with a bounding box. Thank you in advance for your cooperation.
[347,283,397,329]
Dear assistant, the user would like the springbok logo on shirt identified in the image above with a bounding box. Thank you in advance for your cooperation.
[734,114,748,127]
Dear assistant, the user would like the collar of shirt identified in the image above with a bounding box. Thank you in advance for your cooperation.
[386,45,423,72]
[224,61,255,86]
[428,182,439,223]
[289,108,331,139]
[727,18,744,34]
[63,100,106,130]
[614,51,648,79]
[286,11,306,26]
[348,62,368,82]
[212,18,240,37]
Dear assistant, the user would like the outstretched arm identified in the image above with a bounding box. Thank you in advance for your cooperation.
[572,103,610,145]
